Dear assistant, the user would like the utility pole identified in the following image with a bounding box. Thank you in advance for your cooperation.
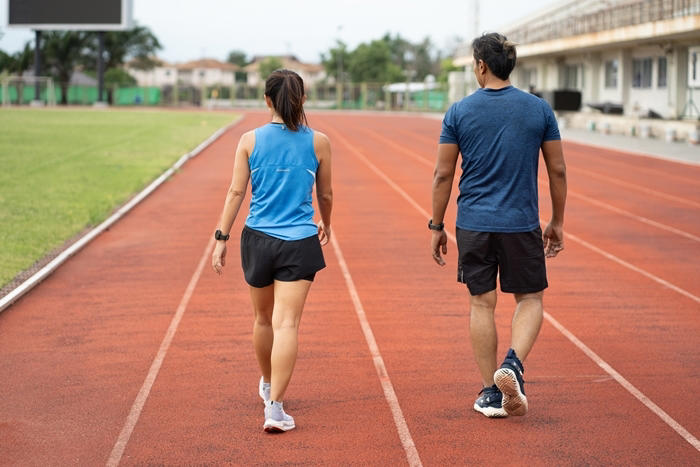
[33,30,42,105]
[473,0,480,38]
[97,31,105,105]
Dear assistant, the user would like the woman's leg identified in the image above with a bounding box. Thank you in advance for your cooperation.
[250,284,275,382]
[269,279,312,402]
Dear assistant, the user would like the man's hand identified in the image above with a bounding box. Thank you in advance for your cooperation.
[212,242,227,275]
[543,221,564,258]
[431,230,448,266]
[317,220,331,246]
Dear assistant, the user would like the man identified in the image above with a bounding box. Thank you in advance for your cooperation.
[430,33,567,418]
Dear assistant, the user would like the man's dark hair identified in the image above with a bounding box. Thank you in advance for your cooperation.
[472,33,517,81]
[264,69,308,132]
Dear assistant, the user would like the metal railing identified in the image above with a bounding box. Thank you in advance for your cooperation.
[507,0,700,45]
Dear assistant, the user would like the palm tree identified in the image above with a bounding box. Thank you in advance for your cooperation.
[83,25,162,71]
[42,31,89,105]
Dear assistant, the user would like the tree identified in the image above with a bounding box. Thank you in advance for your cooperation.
[227,50,247,67]
[227,50,248,83]
[82,25,162,71]
[258,57,283,80]
[0,42,34,75]
[104,68,137,87]
[348,39,403,83]
[438,58,461,83]
[320,40,350,80]
[42,31,90,104]
[0,49,10,73]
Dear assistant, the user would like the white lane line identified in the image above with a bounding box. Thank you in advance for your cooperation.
[106,236,215,467]
[570,165,700,209]
[325,127,455,244]
[331,125,698,303]
[561,230,700,304]
[330,234,423,467]
[545,311,700,451]
[332,130,700,451]
[358,127,433,168]
[537,179,700,243]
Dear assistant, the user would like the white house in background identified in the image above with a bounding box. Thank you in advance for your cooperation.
[177,59,239,87]
[244,55,326,87]
[126,58,238,87]
[126,58,177,87]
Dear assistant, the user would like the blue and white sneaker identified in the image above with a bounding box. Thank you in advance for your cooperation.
[259,377,270,403]
[494,348,528,416]
[473,385,508,418]
[263,400,295,432]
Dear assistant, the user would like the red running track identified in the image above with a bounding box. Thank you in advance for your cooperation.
[1,110,698,465]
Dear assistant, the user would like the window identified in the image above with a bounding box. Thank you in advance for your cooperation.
[632,58,652,88]
[562,64,579,89]
[604,60,618,88]
[657,57,667,88]
[522,68,537,88]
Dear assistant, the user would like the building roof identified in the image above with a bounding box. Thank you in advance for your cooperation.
[177,59,239,71]
[244,56,324,74]
[125,57,173,68]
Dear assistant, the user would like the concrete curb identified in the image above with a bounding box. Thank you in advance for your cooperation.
[0,115,243,314]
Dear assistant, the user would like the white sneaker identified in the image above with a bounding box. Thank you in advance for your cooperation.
[259,377,270,403]
[263,400,295,432]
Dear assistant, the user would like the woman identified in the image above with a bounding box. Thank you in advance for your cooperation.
[211,69,332,433]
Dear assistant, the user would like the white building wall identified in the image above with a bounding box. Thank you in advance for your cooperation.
[599,50,624,104]
[626,46,671,117]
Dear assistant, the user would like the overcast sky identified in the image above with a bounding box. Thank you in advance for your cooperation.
[1,0,558,63]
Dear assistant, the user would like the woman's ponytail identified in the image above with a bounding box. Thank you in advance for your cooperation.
[265,69,308,131]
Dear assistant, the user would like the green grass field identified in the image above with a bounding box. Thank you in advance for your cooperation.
[0,108,236,289]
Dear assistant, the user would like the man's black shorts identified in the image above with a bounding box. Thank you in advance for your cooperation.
[456,226,547,296]
[240,226,325,288]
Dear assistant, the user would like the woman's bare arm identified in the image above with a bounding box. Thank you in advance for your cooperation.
[314,131,333,245]
[212,130,254,274]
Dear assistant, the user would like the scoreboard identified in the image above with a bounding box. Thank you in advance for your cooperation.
[7,0,132,30]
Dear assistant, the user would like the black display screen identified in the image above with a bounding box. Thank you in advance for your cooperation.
[9,0,122,25]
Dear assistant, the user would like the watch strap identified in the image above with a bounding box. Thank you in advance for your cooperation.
[428,219,445,231]
[215,229,230,241]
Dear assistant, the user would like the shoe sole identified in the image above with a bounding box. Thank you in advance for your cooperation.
[472,403,508,418]
[494,368,528,416]
[263,420,295,432]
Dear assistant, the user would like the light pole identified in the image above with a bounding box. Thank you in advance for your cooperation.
[336,25,344,84]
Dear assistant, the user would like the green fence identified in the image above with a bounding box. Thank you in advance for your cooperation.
[0,84,162,106]
[1,82,448,111]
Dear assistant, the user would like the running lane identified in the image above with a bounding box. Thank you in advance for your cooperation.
[313,112,699,464]
[1,110,698,464]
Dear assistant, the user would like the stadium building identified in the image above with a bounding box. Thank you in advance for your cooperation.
[453,0,700,140]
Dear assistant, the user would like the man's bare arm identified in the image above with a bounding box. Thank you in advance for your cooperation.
[430,143,459,265]
[541,140,567,257]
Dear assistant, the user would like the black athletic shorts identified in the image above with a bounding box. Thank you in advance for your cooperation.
[456,226,548,296]
[240,226,325,288]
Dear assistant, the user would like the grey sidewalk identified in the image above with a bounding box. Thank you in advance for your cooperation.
[560,128,700,166]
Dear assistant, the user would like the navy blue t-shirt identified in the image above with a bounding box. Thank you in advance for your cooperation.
[440,86,560,232]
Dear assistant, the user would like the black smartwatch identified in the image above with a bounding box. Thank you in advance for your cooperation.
[214,229,230,241]
[428,219,444,231]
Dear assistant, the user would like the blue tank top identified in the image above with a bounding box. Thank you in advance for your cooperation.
[245,123,319,240]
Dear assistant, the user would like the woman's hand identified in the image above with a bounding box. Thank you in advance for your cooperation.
[212,241,227,275]
[317,220,331,246]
